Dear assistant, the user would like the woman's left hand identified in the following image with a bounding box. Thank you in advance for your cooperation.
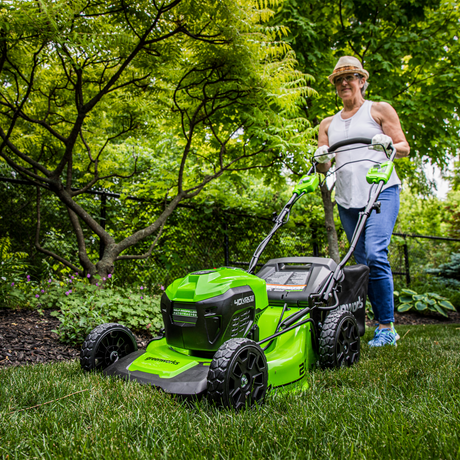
[370,134,393,151]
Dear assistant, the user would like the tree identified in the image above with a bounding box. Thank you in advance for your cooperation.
[0,0,314,280]
[274,0,460,260]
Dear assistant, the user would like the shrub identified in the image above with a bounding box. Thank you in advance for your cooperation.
[394,289,456,318]
[50,284,162,346]
[425,252,460,288]
[1,268,163,345]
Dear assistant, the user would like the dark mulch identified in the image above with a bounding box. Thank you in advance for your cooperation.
[0,308,152,369]
[365,310,460,327]
[1,307,459,369]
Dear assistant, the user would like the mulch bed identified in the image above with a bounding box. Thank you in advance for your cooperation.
[365,310,460,327]
[1,307,460,369]
[0,308,152,369]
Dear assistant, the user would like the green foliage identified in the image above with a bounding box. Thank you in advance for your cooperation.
[395,288,455,317]
[365,299,374,321]
[1,268,162,346]
[0,239,33,307]
[443,190,460,239]
[0,0,315,278]
[426,252,460,290]
[390,189,460,291]
[50,287,162,346]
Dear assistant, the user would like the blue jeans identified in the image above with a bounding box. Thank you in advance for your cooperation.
[337,185,400,324]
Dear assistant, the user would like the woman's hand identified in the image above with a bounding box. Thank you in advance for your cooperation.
[314,145,335,163]
[370,134,393,151]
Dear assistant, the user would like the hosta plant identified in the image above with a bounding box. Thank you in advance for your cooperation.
[394,289,456,318]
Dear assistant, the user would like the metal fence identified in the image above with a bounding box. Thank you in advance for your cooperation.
[1,176,459,289]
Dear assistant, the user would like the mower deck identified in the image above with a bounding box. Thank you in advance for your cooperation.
[104,340,211,395]
[103,303,317,395]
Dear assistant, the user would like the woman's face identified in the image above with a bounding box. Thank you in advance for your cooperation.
[334,72,364,101]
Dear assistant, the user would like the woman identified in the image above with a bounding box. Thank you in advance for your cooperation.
[314,56,410,347]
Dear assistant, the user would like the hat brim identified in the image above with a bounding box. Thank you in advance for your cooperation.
[328,68,369,84]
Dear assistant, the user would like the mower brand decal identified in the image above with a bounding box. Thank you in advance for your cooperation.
[174,308,197,317]
[234,295,255,306]
[338,296,364,313]
[144,357,180,366]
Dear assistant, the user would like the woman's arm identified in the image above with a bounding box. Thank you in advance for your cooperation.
[316,116,334,173]
[371,102,410,158]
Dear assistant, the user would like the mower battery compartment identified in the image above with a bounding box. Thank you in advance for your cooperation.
[161,285,257,352]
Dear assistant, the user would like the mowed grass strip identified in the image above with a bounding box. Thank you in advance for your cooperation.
[1,324,460,459]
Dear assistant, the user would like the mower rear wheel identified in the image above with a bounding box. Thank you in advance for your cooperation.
[207,338,268,410]
[319,310,360,369]
[80,323,138,372]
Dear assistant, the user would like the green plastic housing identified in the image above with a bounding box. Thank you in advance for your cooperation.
[165,267,268,309]
[293,173,319,195]
[366,161,394,184]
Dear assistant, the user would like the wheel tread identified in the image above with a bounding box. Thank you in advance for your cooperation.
[318,310,360,369]
[207,338,267,408]
[80,323,137,371]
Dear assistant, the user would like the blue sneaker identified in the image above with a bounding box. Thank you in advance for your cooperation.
[367,326,382,346]
[368,323,399,347]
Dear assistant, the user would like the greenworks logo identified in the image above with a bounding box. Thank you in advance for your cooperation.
[174,308,197,317]
[145,357,180,365]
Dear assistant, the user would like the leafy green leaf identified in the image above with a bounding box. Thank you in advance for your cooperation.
[433,303,449,318]
[427,293,445,300]
[414,294,428,301]
[399,295,414,303]
[439,300,456,312]
[398,303,413,313]
[401,289,418,296]
[415,301,427,311]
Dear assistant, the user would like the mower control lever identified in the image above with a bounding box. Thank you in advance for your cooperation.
[373,201,381,214]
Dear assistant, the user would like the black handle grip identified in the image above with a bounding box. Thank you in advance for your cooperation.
[328,137,372,153]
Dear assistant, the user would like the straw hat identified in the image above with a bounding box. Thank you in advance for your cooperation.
[328,56,369,84]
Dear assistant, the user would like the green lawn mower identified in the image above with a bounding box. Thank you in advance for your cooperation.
[80,137,397,409]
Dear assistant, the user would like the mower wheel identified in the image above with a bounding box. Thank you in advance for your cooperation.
[207,338,268,410]
[318,310,360,369]
[80,323,138,372]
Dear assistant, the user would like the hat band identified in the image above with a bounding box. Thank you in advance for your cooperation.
[331,65,361,75]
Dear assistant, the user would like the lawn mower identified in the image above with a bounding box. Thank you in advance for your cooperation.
[80,137,397,409]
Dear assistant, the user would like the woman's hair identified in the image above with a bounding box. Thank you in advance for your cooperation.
[360,77,369,97]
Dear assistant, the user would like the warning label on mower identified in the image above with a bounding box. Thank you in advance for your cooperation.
[264,271,309,291]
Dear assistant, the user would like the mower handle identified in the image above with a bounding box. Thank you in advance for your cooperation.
[328,137,372,153]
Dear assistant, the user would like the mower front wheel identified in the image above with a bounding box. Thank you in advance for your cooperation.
[80,323,138,372]
[319,310,360,369]
[207,338,268,410]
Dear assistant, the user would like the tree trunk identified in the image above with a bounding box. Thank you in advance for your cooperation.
[320,182,340,264]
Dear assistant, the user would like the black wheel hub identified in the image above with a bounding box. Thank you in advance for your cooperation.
[228,347,266,409]
[95,331,134,369]
[336,317,359,367]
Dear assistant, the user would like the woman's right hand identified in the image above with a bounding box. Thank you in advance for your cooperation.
[314,145,335,163]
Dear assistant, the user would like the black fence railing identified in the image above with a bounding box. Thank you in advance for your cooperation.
[1,176,459,288]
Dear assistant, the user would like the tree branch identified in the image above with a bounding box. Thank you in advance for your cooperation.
[116,219,166,260]
[35,187,80,272]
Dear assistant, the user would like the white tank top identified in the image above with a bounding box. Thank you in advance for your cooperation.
[328,100,401,209]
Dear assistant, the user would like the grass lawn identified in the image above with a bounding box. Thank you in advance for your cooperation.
[1,324,460,459]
